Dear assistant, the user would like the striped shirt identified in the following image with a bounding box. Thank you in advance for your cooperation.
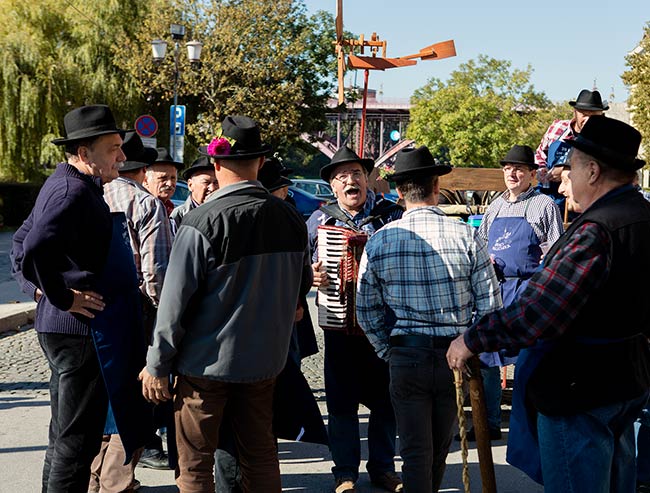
[357,206,503,359]
[104,176,172,306]
[478,187,564,245]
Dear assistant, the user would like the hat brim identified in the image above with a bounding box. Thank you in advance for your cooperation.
[320,158,374,181]
[499,160,537,169]
[388,164,452,181]
[199,144,272,160]
[182,165,215,180]
[120,161,149,172]
[569,101,609,111]
[567,138,645,171]
[266,176,293,192]
[151,160,185,170]
[51,128,131,146]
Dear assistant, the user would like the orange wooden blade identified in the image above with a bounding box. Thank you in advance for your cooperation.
[347,55,417,70]
[336,0,343,42]
[400,40,457,61]
[419,40,457,60]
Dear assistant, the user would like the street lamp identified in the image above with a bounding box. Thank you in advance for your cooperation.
[150,23,203,162]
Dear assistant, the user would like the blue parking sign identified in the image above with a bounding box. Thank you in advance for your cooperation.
[170,105,186,136]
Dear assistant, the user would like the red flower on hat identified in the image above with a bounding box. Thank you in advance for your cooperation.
[207,137,231,157]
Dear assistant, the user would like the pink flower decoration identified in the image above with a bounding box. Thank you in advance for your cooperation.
[207,137,231,156]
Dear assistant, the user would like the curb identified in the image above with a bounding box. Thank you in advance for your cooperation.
[0,303,37,333]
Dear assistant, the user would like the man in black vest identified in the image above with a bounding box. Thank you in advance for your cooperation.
[306,146,403,493]
[447,116,650,492]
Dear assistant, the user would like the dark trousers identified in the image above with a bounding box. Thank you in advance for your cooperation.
[174,375,279,493]
[323,330,397,481]
[389,346,457,493]
[38,332,108,493]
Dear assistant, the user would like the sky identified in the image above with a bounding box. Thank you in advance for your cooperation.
[303,0,648,104]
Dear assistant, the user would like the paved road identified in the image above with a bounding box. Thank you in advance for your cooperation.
[0,232,542,492]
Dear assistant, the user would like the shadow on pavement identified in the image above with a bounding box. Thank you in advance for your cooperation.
[0,445,47,454]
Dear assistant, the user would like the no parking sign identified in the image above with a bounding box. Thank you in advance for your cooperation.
[135,115,159,138]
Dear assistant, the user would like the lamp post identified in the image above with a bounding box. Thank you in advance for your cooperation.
[151,24,203,162]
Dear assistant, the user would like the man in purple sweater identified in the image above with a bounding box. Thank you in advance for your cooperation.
[12,105,128,492]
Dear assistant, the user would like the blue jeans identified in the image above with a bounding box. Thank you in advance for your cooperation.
[537,392,649,493]
[324,330,397,481]
[38,332,108,493]
[480,366,502,431]
[389,346,457,493]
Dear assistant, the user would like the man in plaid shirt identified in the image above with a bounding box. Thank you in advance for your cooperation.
[448,116,650,491]
[357,146,502,492]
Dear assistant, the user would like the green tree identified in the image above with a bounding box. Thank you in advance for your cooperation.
[622,24,650,153]
[0,0,147,181]
[117,0,339,157]
[407,55,568,167]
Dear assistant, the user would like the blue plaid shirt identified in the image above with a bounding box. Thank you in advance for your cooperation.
[357,205,502,359]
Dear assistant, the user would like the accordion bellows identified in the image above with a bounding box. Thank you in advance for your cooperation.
[317,225,368,335]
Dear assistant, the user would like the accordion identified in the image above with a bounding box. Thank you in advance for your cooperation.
[317,225,368,335]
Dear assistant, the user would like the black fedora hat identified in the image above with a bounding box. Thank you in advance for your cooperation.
[388,146,452,181]
[52,104,130,145]
[199,115,272,160]
[182,156,214,180]
[120,132,158,172]
[499,145,536,169]
[259,157,293,192]
[151,147,184,170]
[567,115,645,171]
[569,89,609,111]
[319,146,374,181]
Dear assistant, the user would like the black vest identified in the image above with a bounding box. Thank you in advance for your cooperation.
[528,187,650,415]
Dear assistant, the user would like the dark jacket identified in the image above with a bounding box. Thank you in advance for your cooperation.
[15,163,112,335]
[146,181,313,382]
[529,186,650,414]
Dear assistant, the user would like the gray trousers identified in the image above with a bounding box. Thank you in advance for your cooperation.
[389,346,458,493]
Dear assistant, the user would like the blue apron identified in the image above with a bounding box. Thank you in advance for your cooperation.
[481,200,541,367]
[90,212,152,462]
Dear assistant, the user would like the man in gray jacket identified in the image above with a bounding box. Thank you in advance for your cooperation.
[139,116,312,493]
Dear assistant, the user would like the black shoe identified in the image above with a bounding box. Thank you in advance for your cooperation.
[455,427,502,442]
[137,448,169,470]
[370,471,403,492]
[638,482,650,493]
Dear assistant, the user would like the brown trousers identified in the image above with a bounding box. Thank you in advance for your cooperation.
[174,375,279,493]
[88,434,142,493]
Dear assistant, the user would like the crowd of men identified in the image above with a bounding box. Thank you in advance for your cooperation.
[10,88,650,493]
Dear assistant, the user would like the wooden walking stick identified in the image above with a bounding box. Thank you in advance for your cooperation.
[467,355,497,493]
[454,368,471,493]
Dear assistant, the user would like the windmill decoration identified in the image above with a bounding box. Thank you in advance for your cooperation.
[334,0,457,157]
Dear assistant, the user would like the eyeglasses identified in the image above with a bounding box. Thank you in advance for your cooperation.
[502,165,530,174]
[332,171,365,183]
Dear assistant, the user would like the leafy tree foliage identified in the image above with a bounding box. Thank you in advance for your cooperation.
[117,0,338,155]
[622,24,650,154]
[407,55,567,167]
[0,0,146,181]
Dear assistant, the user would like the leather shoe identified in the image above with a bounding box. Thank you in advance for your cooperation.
[334,477,356,493]
[455,427,502,442]
[137,449,169,470]
[370,471,403,492]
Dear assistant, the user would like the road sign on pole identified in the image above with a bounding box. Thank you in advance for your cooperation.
[135,115,159,138]
[170,105,186,163]
[170,105,186,136]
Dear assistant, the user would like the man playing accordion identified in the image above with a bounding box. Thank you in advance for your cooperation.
[306,146,403,493]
